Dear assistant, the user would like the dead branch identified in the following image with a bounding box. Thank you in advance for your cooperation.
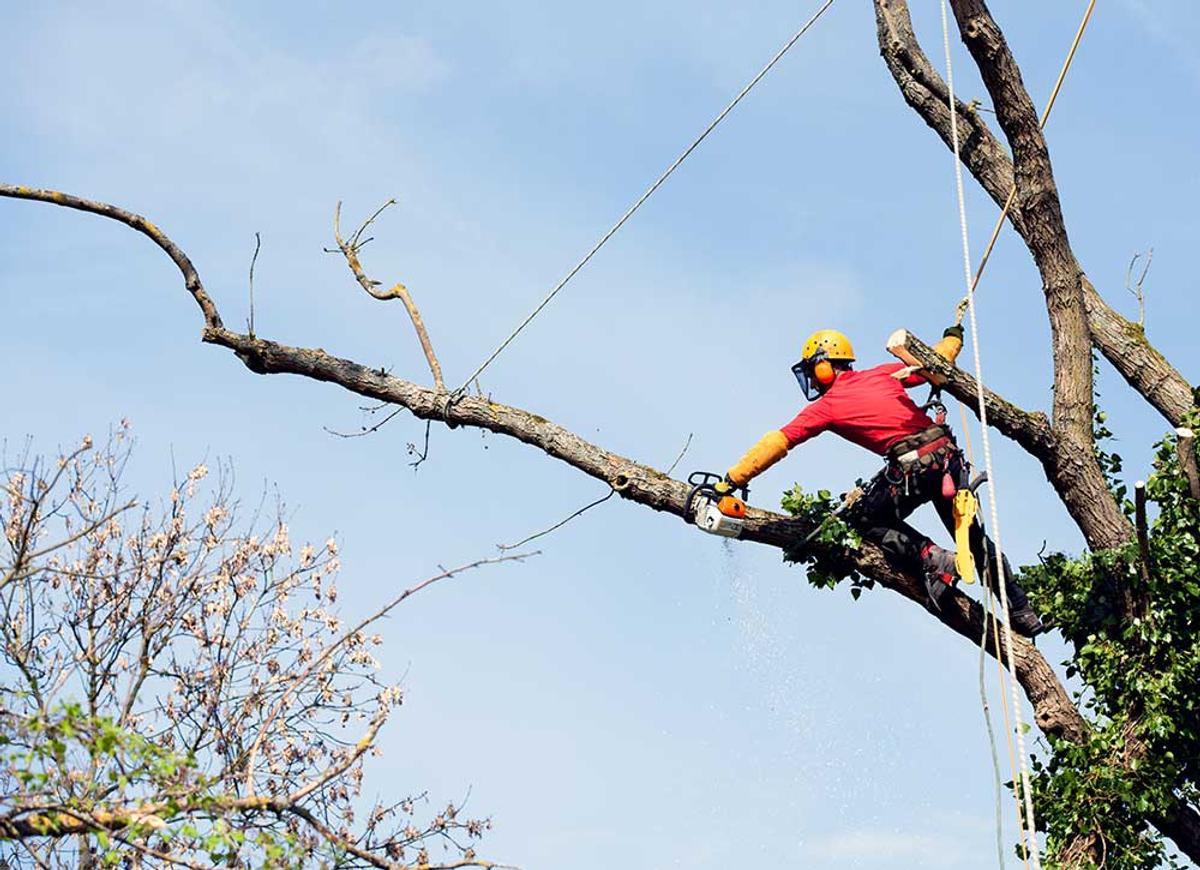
[497,489,615,551]
[242,552,538,796]
[3,178,1194,861]
[0,185,221,329]
[333,200,445,391]
[1125,248,1153,328]
[663,432,693,478]
[248,231,262,336]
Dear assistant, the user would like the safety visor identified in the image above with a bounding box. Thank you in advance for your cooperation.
[791,358,822,401]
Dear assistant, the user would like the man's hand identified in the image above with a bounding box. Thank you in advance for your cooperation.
[714,476,736,495]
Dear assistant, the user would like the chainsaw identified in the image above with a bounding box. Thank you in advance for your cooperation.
[683,471,748,538]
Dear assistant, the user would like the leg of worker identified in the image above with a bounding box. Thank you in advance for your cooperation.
[855,475,954,607]
[855,477,930,577]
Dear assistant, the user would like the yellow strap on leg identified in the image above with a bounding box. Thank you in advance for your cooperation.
[953,490,977,584]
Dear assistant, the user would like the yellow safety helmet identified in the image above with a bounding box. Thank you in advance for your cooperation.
[801,329,856,363]
[793,329,855,400]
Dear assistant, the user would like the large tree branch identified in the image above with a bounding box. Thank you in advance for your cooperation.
[945,0,1094,447]
[1,182,1191,862]
[874,4,1200,863]
[894,331,1053,458]
[898,331,1132,551]
[202,325,1089,741]
[0,185,222,330]
[0,180,1090,748]
[875,1,1132,554]
[873,1,1196,429]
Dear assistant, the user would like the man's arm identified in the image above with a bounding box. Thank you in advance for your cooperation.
[725,404,831,487]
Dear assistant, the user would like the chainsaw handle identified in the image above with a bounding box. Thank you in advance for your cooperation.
[683,470,749,526]
[685,470,749,500]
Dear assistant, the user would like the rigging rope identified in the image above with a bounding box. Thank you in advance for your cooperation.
[961,404,1032,870]
[954,0,1098,325]
[455,0,837,393]
[939,2,1041,866]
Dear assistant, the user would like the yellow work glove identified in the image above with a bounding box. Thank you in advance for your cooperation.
[934,324,965,364]
[726,431,790,487]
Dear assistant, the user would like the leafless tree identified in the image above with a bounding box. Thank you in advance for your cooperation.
[0,426,525,868]
[2,1,1198,866]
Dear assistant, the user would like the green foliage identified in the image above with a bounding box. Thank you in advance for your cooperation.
[780,484,870,598]
[2,703,305,867]
[1019,424,1200,868]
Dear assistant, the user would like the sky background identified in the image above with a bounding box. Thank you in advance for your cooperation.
[2,1,1198,867]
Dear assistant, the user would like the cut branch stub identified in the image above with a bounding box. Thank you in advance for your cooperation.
[1177,428,1200,501]
[333,199,446,391]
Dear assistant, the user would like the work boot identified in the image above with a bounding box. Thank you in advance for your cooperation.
[920,543,958,611]
[1009,605,1046,638]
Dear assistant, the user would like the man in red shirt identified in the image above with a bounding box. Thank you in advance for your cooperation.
[719,327,1045,637]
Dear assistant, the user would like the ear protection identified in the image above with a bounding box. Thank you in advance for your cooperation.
[813,358,835,386]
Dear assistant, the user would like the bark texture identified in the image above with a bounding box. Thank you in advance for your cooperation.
[3,6,1199,858]
[875,2,1199,863]
[875,0,1195,430]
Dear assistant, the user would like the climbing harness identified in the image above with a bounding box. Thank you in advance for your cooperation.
[456,0,838,394]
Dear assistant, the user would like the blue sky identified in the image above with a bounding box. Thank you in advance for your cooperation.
[2,1,1198,867]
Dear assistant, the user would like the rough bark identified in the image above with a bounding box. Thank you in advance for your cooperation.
[874,2,1200,863]
[874,0,1195,430]
[204,325,1091,743]
[903,332,1132,551]
[4,7,1199,852]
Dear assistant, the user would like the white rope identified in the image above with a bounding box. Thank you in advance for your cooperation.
[456,0,837,393]
[940,3,1041,866]
[978,581,1007,869]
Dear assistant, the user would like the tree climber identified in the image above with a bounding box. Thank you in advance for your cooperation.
[716,327,1046,637]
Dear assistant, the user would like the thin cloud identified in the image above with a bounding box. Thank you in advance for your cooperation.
[805,828,970,867]
[1117,0,1200,83]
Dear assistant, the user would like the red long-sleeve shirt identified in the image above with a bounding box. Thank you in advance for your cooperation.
[780,362,935,455]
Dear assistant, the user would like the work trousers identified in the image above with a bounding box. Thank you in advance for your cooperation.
[853,449,1030,612]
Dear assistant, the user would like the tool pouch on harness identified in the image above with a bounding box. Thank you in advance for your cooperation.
[885,425,983,585]
[886,424,952,473]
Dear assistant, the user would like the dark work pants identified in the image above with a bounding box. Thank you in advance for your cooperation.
[853,450,1030,612]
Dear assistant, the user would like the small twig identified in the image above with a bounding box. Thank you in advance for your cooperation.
[248,232,261,336]
[1125,248,1153,328]
[1176,428,1200,501]
[408,420,432,470]
[242,551,538,797]
[332,199,446,391]
[324,406,406,440]
[289,708,387,803]
[664,432,693,478]
[497,490,615,552]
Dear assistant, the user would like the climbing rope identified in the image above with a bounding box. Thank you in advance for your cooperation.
[939,2,1041,866]
[954,0,1098,325]
[456,0,837,393]
[960,408,1032,870]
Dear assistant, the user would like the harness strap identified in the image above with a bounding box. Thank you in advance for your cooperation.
[887,425,950,462]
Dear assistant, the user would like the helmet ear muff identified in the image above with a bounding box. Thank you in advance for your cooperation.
[813,359,835,386]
